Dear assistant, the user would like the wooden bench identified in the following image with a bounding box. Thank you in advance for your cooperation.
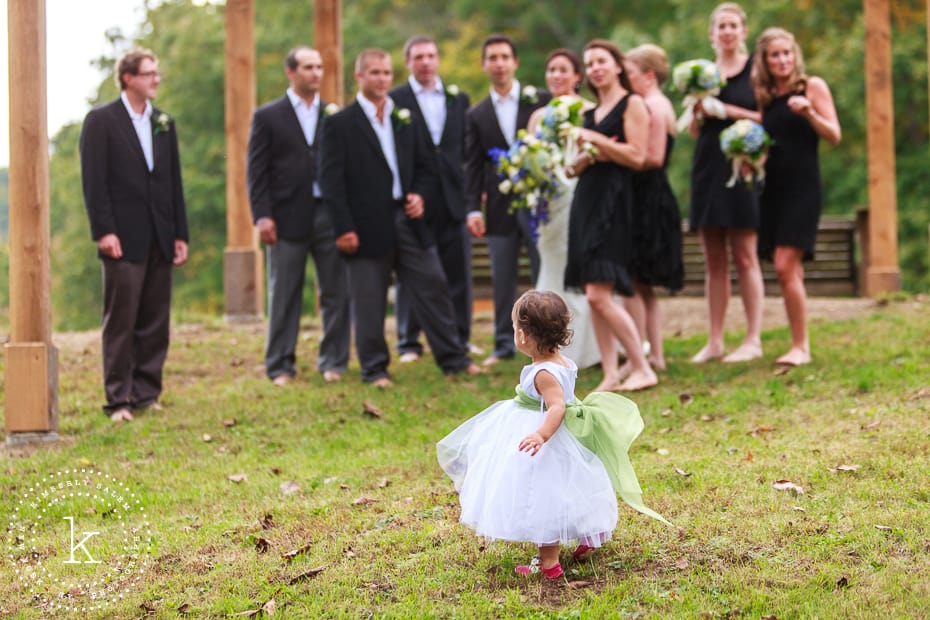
[471,214,859,299]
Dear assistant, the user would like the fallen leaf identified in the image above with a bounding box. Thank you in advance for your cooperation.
[339,484,350,490]
[829,464,860,473]
[234,609,260,618]
[700,415,713,422]
[907,388,930,401]
[674,557,689,569]
[660,409,673,417]
[792,506,806,512]
[253,537,270,553]
[566,580,594,589]
[761,616,779,620]
[362,399,383,419]
[679,393,693,405]
[139,601,156,614]
[659,427,671,434]
[227,473,247,483]
[352,496,378,505]
[202,434,212,443]
[377,478,390,488]
[280,481,301,495]
[861,420,881,431]
[223,418,237,428]
[177,603,193,614]
[772,480,804,494]
[288,565,326,585]
[674,467,692,477]
[282,542,313,560]
[270,467,283,476]
[262,599,276,615]
[744,451,753,462]
[726,447,738,455]
[749,425,776,437]
[656,448,670,456]
[773,365,791,376]
[259,514,274,530]
[874,524,893,532]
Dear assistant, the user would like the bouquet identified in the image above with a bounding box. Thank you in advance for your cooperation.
[671,59,726,132]
[719,119,772,188]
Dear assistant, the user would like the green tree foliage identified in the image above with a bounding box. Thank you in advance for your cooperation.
[30,0,930,328]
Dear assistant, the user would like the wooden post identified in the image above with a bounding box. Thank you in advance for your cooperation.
[315,0,344,105]
[4,0,59,440]
[223,0,263,321]
[862,0,901,295]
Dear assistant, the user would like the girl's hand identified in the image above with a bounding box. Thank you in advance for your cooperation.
[519,432,547,456]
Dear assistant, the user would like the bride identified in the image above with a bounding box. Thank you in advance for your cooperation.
[527,49,601,368]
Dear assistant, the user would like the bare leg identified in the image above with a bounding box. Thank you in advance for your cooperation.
[637,282,666,370]
[692,227,729,362]
[539,544,560,570]
[591,310,622,391]
[774,246,810,365]
[723,229,764,362]
[586,283,657,391]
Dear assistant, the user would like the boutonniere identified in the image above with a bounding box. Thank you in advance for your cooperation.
[445,83,461,104]
[392,107,412,128]
[323,102,340,117]
[153,112,171,135]
[520,85,539,105]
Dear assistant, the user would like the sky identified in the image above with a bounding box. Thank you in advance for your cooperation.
[1,0,148,167]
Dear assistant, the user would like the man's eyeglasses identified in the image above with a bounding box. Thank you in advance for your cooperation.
[137,71,161,79]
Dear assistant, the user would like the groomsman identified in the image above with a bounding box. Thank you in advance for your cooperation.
[79,48,188,421]
[318,49,481,387]
[247,46,350,386]
[464,33,549,366]
[390,35,476,363]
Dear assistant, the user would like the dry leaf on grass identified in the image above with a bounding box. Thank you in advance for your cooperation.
[259,514,274,530]
[280,481,301,495]
[744,451,754,462]
[772,480,804,494]
[223,418,237,427]
[202,434,212,442]
[861,420,881,431]
[253,537,270,553]
[679,393,694,405]
[377,478,390,488]
[674,557,689,569]
[829,464,860,473]
[874,524,893,532]
[352,496,378,505]
[566,580,594,589]
[362,399,383,419]
[749,425,776,437]
[177,603,193,614]
[674,467,692,477]
[228,473,247,483]
[288,565,326,585]
[793,506,806,512]
[139,601,156,614]
[656,448,670,456]
[270,467,283,475]
[773,365,791,376]
[339,484,350,490]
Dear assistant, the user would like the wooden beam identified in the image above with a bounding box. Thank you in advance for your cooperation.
[315,0,343,105]
[4,0,59,437]
[862,0,901,295]
[223,0,263,321]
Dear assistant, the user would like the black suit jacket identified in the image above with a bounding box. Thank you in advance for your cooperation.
[464,88,550,235]
[246,94,326,242]
[79,98,188,262]
[318,99,435,258]
[389,82,469,225]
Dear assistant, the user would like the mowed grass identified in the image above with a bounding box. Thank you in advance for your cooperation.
[1,297,929,618]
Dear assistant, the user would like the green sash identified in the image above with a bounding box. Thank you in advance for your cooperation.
[514,387,672,526]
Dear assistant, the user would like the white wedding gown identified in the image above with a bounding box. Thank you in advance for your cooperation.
[535,181,602,369]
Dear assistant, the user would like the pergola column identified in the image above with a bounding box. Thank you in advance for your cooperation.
[862,0,901,295]
[223,0,263,321]
[315,0,344,105]
[4,0,59,441]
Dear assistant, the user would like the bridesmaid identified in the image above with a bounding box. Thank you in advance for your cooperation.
[623,43,684,373]
[564,39,657,392]
[752,27,841,366]
[527,49,601,369]
[689,2,766,364]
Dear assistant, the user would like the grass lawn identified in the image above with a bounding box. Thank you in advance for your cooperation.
[1,297,929,618]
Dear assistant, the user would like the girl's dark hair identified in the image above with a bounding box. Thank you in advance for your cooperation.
[511,290,573,355]
[582,39,634,98]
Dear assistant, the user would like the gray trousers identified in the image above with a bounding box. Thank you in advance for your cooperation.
[395,214,473,354]
[265,205,350,379]
[101,249,172,414]
[487,209,540,358]
[347,208,471,382]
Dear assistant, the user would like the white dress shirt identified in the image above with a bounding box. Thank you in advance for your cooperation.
[287,88,322,198]
[410,75,446,146]
[357,93,403,200]
[490,79,521,145]
[121,92,154,172]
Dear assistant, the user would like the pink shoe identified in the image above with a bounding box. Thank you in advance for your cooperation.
[514,558,563,580]
[572,544,595,561]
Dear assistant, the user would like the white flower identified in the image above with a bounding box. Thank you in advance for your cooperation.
[392,107,412,127]
[323,102,340,117]
[498,179,513,194]
[513,179,527,194]
[525,192,538,208]
[446,84,460,96]
[154,113,171,134]
[520,85,539,104]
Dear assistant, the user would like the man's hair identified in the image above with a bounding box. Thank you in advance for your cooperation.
[481,33,517,61]
[285,45,318,71]
[355,48,391,74]
[403,35,437,61]
[115,48,157,90]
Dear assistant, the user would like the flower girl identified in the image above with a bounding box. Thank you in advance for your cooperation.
[437,290,668,579]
